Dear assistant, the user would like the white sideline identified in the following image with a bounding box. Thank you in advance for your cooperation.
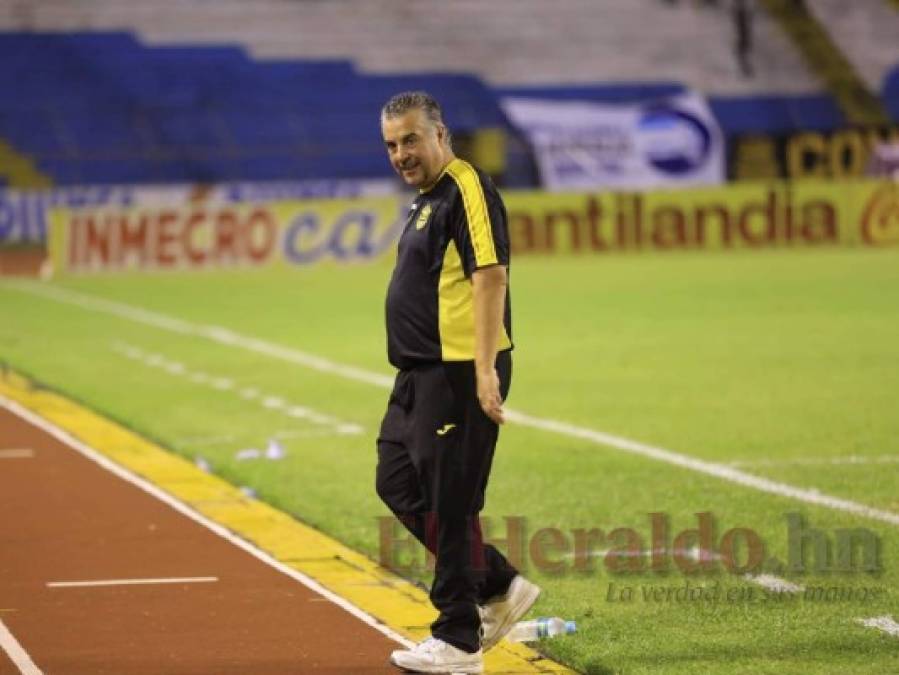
[8,281,899,528]
[0,618,43,675]
[728,455,899,468]
[47,577,218,588]
[0,397,413,649]
[502,410,899,527]
[9,282,394,388]
[857,615,899,638]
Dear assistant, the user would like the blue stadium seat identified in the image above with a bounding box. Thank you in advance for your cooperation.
[883,65,899,122]
[0,32,138,110]
[143,108,229,151]
[236,155,304,181]
[304,151,390,180]
[496,83,688,105]
[350,73,506,131]
[708,95,844,135]
[0,110,64,154]
[63,110,148,154]
[254,59,358,103]
[0,32,547,184]
[35,157,84,185]
[147,46,255,108]
[37,157,155,185]
[156,157,230,183]
[220,110,305,147]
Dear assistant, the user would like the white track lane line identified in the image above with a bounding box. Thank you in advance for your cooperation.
[0,397,413,649]
[47,577,218,588]
[0,618,43,675]
[8,281,899,528]
[0,449,35,459]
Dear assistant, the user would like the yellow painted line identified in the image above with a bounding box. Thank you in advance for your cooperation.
[0,369,575,674]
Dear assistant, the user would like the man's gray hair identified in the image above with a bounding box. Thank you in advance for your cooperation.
[381,91,442,123]
[381,91,452,145]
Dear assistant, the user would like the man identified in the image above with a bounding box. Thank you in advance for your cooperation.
[376,91,540,673]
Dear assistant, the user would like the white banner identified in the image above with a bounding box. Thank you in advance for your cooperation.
[502,93,726,191]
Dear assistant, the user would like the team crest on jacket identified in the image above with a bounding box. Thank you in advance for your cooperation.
[415,203,432,230]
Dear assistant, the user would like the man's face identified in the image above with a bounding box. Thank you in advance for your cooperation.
[381,108,448,189]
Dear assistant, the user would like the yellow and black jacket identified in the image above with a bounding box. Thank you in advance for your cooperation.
[385,158,513,370]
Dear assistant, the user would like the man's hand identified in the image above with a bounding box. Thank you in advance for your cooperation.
[476,367,505,425]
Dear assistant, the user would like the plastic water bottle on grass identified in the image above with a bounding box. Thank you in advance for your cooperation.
[506,617,576,642]
[265,438,285,460]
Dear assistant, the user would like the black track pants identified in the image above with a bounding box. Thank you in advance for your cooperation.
[375,351,517,653]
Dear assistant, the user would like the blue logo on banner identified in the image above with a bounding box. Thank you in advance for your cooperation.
[637,106,713,176]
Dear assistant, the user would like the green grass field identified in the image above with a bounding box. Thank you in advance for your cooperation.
[2,246,898,674]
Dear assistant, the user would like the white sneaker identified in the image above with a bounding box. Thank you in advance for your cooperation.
[390,637,483,673]
[479,575,541,651]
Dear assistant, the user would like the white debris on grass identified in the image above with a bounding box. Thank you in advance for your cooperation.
[744,574,804,594]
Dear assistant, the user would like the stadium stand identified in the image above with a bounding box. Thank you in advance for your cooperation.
[803,0,899,123]
[757,0,890,126]
[0,30,508,185]
[2,0,819,93]
[0,0,894,185]
[804,0,899,96]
